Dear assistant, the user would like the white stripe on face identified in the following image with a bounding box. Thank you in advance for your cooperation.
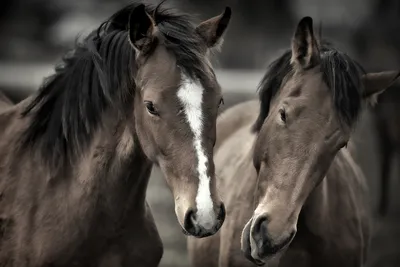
[177,75,216,229]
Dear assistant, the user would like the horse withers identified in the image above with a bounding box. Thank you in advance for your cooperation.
[188,17,400,267]
[0,2,231,266]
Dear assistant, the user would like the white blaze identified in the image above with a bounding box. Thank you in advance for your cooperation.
[177,75,215,229]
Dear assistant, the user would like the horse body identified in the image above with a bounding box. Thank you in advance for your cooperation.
[370,84,400,215]
[352,19,400,216]
[189,16,398,267]
[188,100,370,267]
[0,95,162,266]
[0,2,232,266]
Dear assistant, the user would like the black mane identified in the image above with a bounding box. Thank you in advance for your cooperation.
[21,1,207,169]
[253,41,365,132]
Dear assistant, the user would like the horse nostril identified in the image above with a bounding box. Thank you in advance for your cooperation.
[184,208,197,235]
[217,203,226,221]
[183,205,225,237]
[252,215,268,238]
[251,215,296,258]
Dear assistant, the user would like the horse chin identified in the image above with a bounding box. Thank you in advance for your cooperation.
[242,243,265,266]
[241,219,287,266]
[252,248,283,265]
[248,246,285,266]
[242,221,266,266]
[246,254,266,266]
[181,227,190,236]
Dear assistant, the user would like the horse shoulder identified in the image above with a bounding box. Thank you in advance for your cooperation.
[101,201,163,267]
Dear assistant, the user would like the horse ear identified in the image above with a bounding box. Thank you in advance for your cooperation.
[128,4,155,52]
[362,71,400,102]
[291,16,320,69]
[195,7,232,48]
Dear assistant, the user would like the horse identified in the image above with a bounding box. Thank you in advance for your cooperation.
[371,84,400,216]
[0,1,232,266]
[352,18,400,217]
[188,16,400,267]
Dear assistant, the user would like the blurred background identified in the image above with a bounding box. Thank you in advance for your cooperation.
[1,0,400,266]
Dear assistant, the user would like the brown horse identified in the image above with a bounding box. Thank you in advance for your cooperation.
[352,20,400,216]
[0,2,232,266]
[370,84,400,216]
[188,17,400,267]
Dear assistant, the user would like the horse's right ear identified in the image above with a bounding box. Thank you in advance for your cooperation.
[128,4,155,53]
[195,7,232,48]
[362,71,400,104]
[291,16,320,69]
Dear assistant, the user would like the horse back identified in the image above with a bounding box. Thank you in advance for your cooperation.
[215,99,258,151]
[214,100,259,195]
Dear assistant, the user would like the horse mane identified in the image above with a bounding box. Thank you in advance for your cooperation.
[252,41,366,132]
[20,1,208,169]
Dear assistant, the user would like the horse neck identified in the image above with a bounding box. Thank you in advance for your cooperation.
[301,148,367,240]
[76,112,153,210]
[14,107,154,215]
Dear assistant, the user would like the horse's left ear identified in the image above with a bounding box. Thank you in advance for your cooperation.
[291,16,320,69]
[362,71,400,102]
[195,7,232,48]
[128,4,156,53]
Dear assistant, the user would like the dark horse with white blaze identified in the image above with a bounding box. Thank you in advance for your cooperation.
[188,17,400,267]
[0,1,232,266]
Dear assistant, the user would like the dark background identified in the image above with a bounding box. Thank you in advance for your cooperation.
[0,0,400,266]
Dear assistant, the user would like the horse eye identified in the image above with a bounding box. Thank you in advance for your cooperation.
[144,101,158,116]
[279,108,286,123]
[218,98,224,108]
